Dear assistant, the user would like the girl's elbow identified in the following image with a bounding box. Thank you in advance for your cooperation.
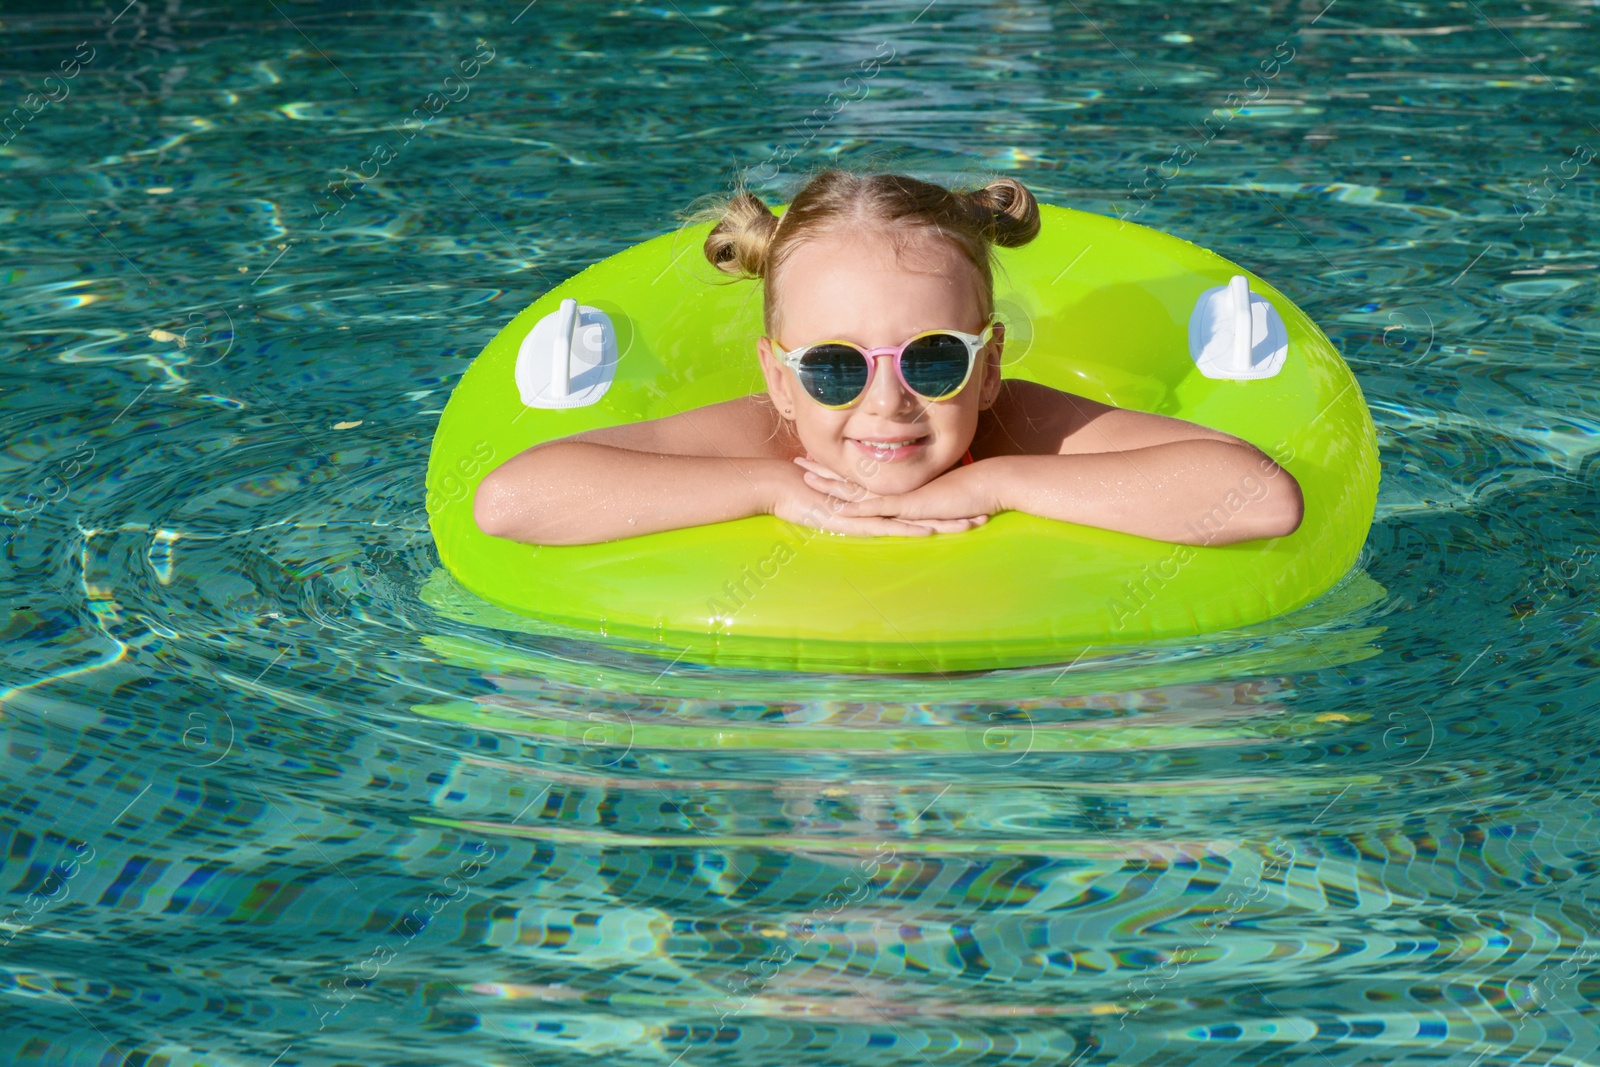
[474,472,586,545]
[1188,472,1302,544]
[1242,454,1302,540]
[473,473,519,539]
[1258,474,1304,539]
[1277,473,1305,536]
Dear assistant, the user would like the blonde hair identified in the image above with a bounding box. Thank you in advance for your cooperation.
[699,170,1041,334]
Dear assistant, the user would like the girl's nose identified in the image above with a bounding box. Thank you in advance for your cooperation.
[859,353,917,415]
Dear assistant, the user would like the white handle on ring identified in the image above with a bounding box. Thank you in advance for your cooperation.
[1188,274,1289,381]
[515,298,619,409]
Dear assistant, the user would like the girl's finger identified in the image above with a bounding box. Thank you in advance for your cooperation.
[824,515,934,538]
[834,497,901,517]
[840,497,990,526]
[802,471,872,501]
[800,469,849,491]
[902,516,987,533]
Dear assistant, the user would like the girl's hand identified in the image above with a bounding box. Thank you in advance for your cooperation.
[771,461,983,536]
[820,463,1003,526]
[793,456,880,504]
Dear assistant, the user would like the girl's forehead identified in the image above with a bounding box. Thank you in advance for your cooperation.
[774,229,983,314]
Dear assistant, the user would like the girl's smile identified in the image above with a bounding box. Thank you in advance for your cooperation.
[849,433,928,463]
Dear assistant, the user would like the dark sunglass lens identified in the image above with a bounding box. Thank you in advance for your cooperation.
[796,345,869,406]
[901,334,972,398]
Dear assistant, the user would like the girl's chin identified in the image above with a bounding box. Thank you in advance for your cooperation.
[856,467,947,496]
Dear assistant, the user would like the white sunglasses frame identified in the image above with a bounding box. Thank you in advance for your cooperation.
[769,321,999,409]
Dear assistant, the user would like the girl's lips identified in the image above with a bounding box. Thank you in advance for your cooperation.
[847,435,928,463]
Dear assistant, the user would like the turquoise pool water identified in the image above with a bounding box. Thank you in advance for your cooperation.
[3,1,1599,1063]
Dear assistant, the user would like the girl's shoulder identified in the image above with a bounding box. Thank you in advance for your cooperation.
[974,380,1112,457]
[976,380,1245,457]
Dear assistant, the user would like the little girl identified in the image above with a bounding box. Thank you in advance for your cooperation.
[474,171,1302,546]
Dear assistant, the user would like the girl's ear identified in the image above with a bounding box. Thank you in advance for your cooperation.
[757,337,798,418]
[978,323,1005,410]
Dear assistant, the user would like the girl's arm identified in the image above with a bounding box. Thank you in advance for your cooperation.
[821,383,1303,545]
[980,440,1301,544]
[986,385,1302,543]
[476,443,789,545]
[474,398,980,544]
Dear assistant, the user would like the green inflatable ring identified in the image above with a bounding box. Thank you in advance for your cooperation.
[426,203,1378,673]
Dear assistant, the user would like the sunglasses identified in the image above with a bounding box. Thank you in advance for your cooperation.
[771,322,998,409]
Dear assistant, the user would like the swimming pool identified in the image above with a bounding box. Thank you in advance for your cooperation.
[2,1,1597,1063]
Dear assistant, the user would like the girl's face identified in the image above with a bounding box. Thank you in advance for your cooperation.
[756,228,1004,496]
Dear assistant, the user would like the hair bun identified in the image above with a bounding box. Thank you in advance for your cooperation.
[967,177,1040,247]
[703,190,781,278]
